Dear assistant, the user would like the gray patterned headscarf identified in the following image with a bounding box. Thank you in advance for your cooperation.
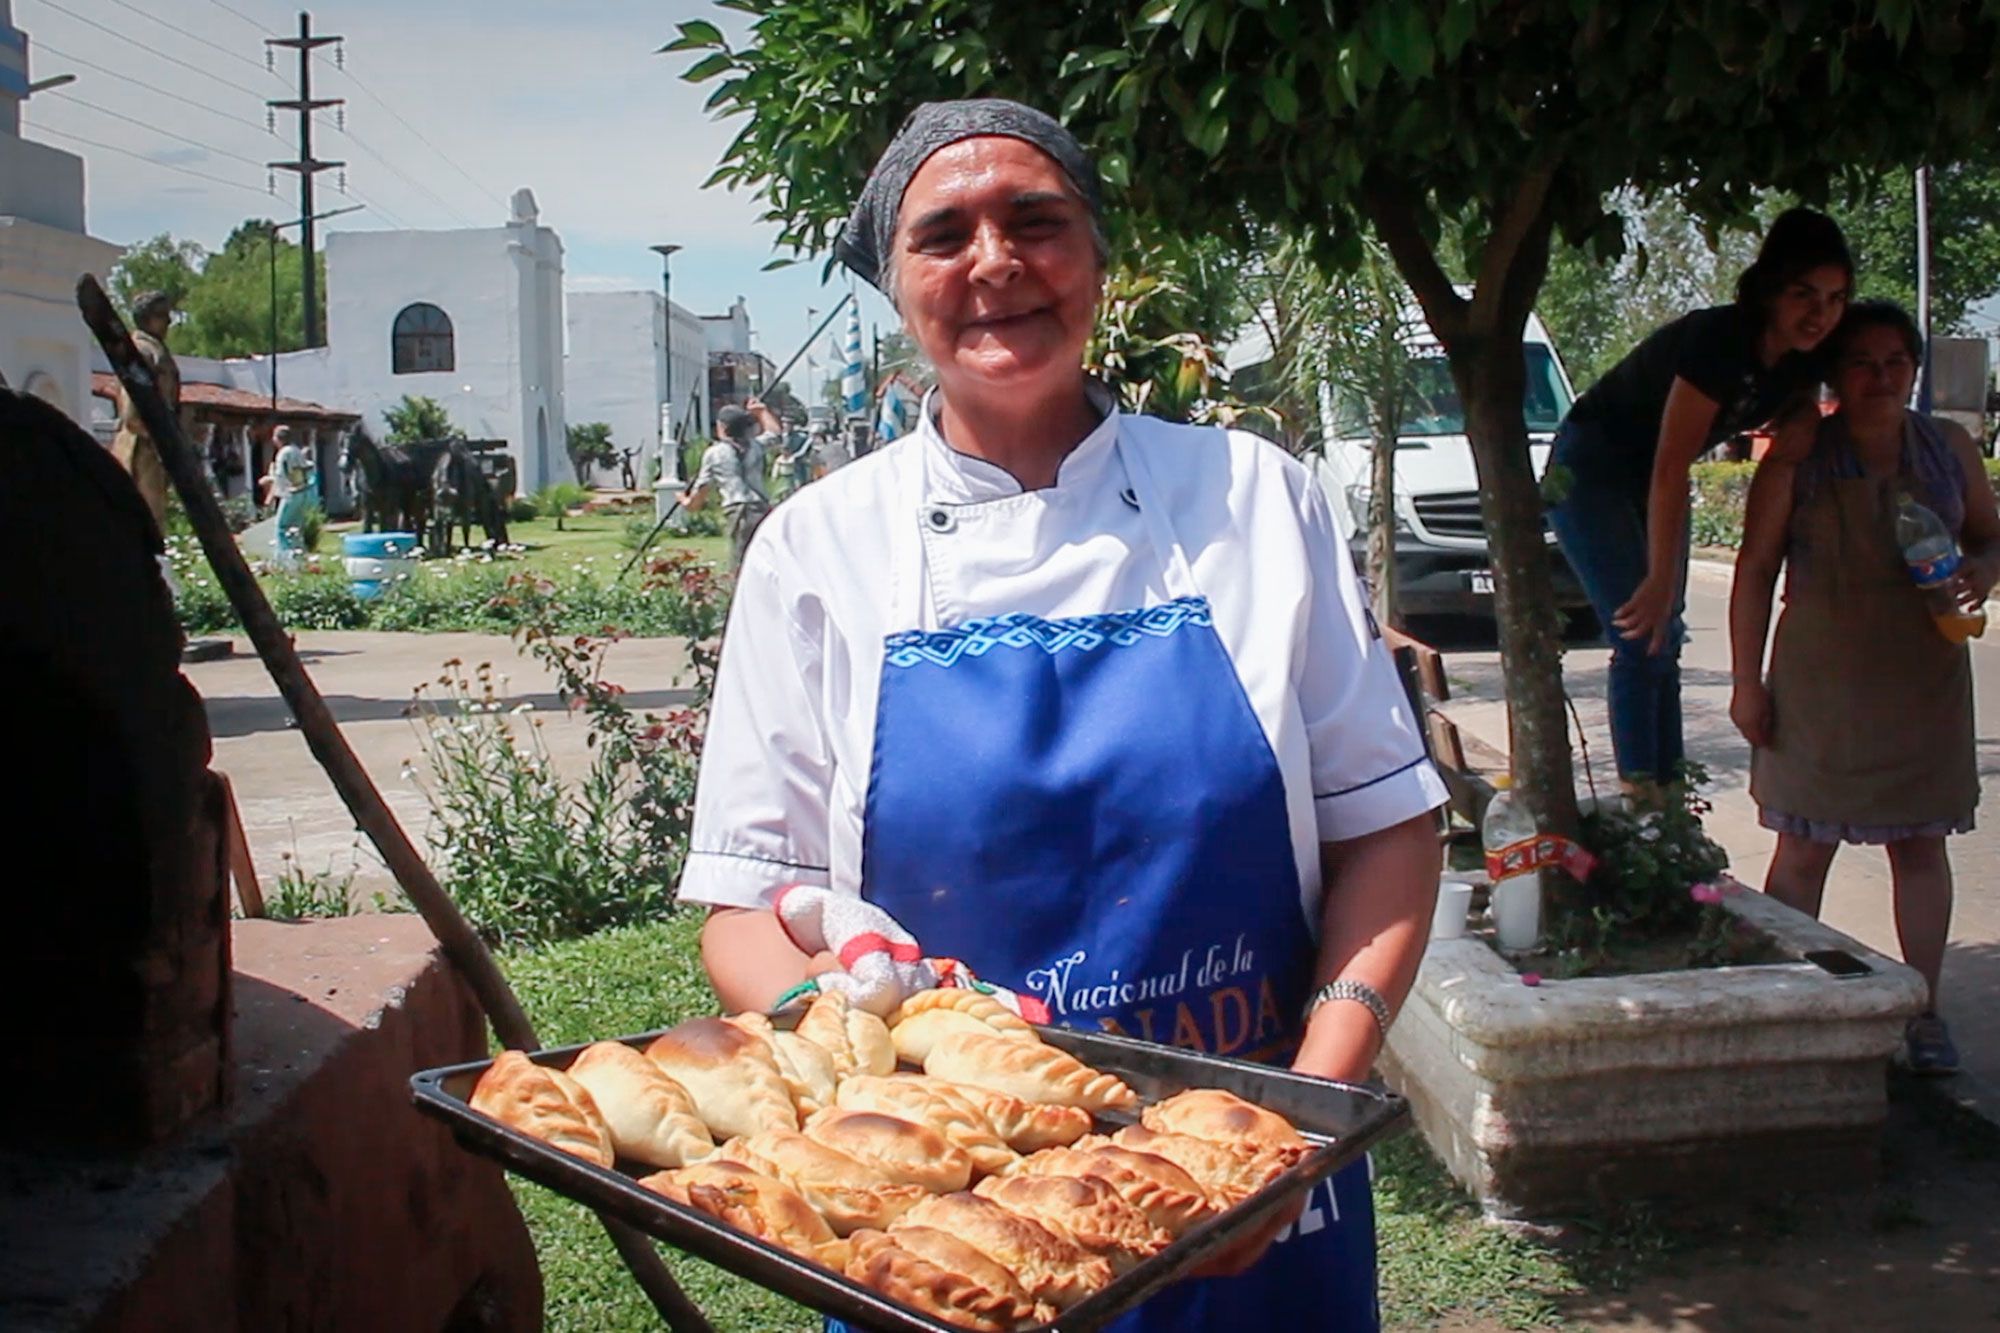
[834,99,1104,294]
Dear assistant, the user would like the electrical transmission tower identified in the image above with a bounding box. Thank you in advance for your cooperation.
[266,11,342,349]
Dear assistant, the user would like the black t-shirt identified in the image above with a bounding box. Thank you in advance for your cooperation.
[1567,304,1820,488]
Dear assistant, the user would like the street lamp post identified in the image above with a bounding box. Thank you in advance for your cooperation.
[651,244,683,516]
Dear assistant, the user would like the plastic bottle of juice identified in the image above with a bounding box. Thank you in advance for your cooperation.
[1894,492,1987,644]
[1481,776,1542,952]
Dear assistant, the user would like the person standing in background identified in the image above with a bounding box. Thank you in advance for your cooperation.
[262,424,316,567]
[1548,209,1852,785]
[681,398,778,569]
[111,290,181,533]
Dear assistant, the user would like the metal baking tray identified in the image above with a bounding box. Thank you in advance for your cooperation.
[412,1021,1409,1332]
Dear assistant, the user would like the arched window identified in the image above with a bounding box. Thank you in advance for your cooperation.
[392,303,454,374]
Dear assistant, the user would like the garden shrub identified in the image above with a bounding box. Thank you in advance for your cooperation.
[265,572,367,629]
[405,561,724,945]
[298,501,326,553]
[508,494,540,522]
[1689,461,1755,550]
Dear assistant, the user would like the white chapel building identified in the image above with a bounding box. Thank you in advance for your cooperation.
[0,0,121,422]
[565,290,710,486]
[276,189,568,493]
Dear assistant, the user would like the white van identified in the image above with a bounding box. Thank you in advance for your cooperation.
[1313,311,1591,621]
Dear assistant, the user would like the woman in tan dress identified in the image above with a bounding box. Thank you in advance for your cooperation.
[1730,302,2000,1074]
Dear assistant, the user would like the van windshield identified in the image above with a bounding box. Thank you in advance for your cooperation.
[1333,346,1573,438]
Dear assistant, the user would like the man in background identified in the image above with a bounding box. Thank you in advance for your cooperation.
[681,398,778,570]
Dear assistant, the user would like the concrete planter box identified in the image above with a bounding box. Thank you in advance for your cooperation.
[1381,886,1928,1220]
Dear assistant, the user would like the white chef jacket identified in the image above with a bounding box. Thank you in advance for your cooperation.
[677,393,1447,928]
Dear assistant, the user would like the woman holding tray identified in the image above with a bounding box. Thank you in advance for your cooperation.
[675,99,1446,1330]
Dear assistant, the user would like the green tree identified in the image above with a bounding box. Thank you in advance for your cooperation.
[108,233,203,324]
[1833,157,2000,332]
[384,395,457,444]
[566,421,617,483]
[676,0,2000,850]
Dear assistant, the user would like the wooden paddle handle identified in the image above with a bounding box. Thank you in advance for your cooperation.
[77,276,715,1333]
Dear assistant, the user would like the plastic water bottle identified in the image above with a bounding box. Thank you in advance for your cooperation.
[1481,776,1542,952]
[1894,492,1987,644]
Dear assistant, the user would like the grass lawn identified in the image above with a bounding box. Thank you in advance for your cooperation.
[498,916,1643,1332]
[325,511,729,579]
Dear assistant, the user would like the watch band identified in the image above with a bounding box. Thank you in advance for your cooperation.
[1301,979,1392,1039]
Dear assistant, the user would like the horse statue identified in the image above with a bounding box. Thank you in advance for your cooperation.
[426,441,510,555]
[341,431,458,543]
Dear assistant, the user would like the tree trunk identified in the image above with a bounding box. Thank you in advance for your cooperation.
[1366,408,1399,633]
[1455,336,1584,904]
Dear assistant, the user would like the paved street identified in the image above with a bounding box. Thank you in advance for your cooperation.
[187,631,694,909]
[1435,559,2000,1117]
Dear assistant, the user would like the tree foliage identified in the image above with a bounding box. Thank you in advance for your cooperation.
[674,0,2000,838]
[1836,156,2000,333]
[385,395,458,445]
[107,221,326,359]
[567,421,617,483]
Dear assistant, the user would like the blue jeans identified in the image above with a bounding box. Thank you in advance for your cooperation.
[1548,418,1687,782]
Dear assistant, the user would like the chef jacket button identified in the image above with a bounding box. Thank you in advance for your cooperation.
[926,507,956,533]
[1120,487,1140,509]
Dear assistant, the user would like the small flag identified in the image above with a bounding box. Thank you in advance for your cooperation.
[842,305,867,418]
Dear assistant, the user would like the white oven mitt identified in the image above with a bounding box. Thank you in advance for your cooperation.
[767,884,1050,1023]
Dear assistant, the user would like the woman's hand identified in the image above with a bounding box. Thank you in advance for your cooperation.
[1730,679,1774,748]
[1612,572,1678,654]
[1947,552,1998,613]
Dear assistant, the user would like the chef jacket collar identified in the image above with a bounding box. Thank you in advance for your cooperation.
[918,380,1122,504]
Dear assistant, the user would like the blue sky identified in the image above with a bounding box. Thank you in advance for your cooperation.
[15,0,898,398]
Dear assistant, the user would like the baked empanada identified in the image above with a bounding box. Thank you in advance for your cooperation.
[899,1191,1113,1311]
[469,1050,613,1167]
[846,1227,1051,1332]
[970,1171,1170,1273]
[720,1128,929,1236]
[890,988,1039,1040]
[564,1040,714,1169]
[925,1031,1138,1114]
[935,1081,1093,1153]
[639,1159,848,1269]
[1009,1142,1214,1234]
[794,989,897,1079]
[1110,1125,1289,1208]
[644,1018,798,1140]
[1141,1088,1310,1157]
[726,1012,840,1116]
[801,1108,973,1194]
[837,1075,1017,1177]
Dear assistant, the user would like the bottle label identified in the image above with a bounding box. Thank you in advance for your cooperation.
[1485,835,1599,882]
[1908,550,1960,589]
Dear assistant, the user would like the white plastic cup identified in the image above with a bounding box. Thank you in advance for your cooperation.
[1431,879,1475,940]
[1491,872,1543,952]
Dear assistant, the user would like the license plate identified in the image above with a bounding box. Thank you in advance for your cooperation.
[1466,570,1495,595]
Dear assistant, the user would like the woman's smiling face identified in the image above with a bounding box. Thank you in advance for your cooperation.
[892,136,1103,396]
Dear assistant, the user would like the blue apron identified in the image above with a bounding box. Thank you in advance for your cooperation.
[833,433,1378,1332]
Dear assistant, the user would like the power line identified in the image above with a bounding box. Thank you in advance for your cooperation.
[328,180,410,230]
[99,0,274,77]
[35,40,276,138]
[31,122,274,205]
[201,0,274,36]
[332,121,477,227]
[26,0,271,101]
[46,88,270,171]
[332,61,506,213]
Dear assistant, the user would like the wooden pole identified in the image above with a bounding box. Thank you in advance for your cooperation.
[79,276,715,1333]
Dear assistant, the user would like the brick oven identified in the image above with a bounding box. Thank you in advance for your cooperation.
[0,388,540,1329]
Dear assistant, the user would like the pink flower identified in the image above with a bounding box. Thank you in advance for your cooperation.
[1521,973,1542,988]
[1690,882,1725,905]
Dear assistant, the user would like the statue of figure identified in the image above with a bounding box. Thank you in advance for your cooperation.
[111,291,181,533]
[259,424,316,568]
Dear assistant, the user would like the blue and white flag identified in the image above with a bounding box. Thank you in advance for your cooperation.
[842,305,867,418]
[876,377,911,442]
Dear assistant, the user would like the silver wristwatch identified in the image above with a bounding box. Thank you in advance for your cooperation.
[1301,979,1392,1039]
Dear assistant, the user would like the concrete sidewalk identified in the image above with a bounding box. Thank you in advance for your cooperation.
[187,631,694,908]
[1435,558,2000,1121]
